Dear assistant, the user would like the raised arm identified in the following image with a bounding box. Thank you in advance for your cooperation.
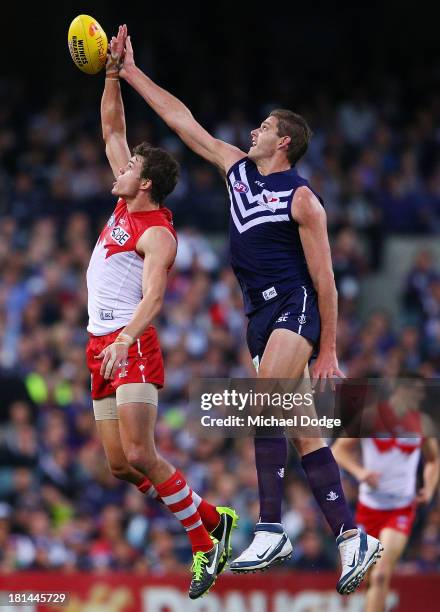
[120,34,245,174]
[292,186,345,382]
[101,26,131,177]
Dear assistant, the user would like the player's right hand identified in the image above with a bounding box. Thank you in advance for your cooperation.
[95,340,129,380]
[359,468,380,488]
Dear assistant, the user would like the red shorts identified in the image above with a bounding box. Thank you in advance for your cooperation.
[86,326,164,400]
[355,501,416,539]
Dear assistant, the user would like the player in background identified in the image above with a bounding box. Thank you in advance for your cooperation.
[115,28,383,594]
[333,376,439,611]
[86,26,238,599]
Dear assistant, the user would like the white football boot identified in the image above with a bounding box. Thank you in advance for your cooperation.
[230,522,293,572]
[336,527,383,594]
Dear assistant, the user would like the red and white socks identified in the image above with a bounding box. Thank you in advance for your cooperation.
[137,474,221,534]
[149,470,214,553]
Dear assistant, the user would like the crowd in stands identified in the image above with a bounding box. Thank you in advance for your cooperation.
[0,72,440,573]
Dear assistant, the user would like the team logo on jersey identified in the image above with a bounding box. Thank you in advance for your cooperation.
[298,314,307,325]
[107,213,115,228]
[110,226,131,246]
[233,180,249,193]
[259,192,280,212]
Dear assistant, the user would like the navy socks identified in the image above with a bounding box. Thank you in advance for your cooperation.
[254,436,287,523]
[301,446,357,536]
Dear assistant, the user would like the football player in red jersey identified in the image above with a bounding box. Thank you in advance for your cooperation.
[333,376,439,612]
[86,26,238,599]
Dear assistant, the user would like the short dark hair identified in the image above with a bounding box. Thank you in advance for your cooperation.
[269,109,312,166]
[133,142,179,204]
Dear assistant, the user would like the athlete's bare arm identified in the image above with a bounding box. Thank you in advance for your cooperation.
[119,33,245,174]
[96,226,176,380]
[124,226,177,340]
[417,437,440,504]
[101,25,131,177]
[332,439,380,488]
[292,186,344,381]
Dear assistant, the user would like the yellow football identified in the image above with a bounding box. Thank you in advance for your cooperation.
[68,15,108,75]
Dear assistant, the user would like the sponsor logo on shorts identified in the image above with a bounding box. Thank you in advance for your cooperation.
[99,309,114,320]
[298,314,307,325]
[276,311,290,323]
[396,515,408,528]
[262,286,277,301]
[110,226,131,246]
[119,360,129,378]
[278,468,285,478]
[233,180,249,193]
[252,355,260,373]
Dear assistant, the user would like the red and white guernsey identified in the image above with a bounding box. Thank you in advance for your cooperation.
[87,198,176,335]
[360,402,423,510]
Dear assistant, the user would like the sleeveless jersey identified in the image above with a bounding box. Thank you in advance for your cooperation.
[359,402,423,509]
[87,198,176,335]
[227,157,322,315]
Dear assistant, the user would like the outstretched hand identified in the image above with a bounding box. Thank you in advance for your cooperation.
[106,24,127,76]
[119,35,136,79]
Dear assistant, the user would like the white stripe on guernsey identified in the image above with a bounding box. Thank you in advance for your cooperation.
[230,203,290,234]
[230,169,290,218]
[175,503,199,521]
[186,519,203,531]
[298,285,308,335]
[238,163,294,201]
[137,339,142,357]
[162,484,190,505]
[191,491,202,508]
[146,487,158,499]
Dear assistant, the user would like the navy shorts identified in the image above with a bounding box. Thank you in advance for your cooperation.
[246,285,321,369]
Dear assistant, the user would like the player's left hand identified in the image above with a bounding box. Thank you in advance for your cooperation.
[311,350,345,391]
[416,487,434,505]
[95,340,129,380]
[106,24,127,76]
